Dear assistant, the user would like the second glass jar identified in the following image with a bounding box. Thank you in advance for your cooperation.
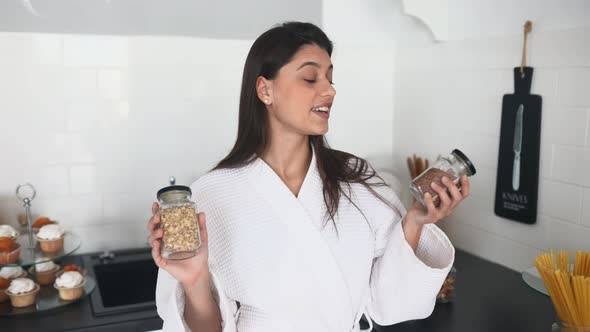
[410,149,476,208]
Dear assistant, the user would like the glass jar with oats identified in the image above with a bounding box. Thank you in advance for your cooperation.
[410,149,476,208]
[156,177,201,260]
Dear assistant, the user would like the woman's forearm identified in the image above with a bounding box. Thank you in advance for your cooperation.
[402,218,424,253]
[183,274,222,332]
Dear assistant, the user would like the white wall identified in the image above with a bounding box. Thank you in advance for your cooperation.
[393,0,590,271]
[0,1,396,253]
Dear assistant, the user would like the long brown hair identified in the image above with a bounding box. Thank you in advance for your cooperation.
[214,22,397,226]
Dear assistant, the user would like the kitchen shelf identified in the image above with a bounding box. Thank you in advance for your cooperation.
[0,275,95,316]
[1,232,81,268]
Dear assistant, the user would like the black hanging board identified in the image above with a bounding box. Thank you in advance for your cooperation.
[494,67,542,224]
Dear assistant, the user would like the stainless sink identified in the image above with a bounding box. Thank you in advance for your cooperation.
[82,248,158,317]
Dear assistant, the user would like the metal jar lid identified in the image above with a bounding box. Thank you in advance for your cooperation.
[451,149,477,176]
[156,177,191,200]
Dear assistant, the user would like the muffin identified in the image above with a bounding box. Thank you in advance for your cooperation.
[35,224,65,252]
[5,278,40,307]
[32,216,56,233]
[0,277,10,303]
[28,257,60,286]
[0,225,19,240]
[0,237,20,264]
[0,266,26,280]
[54,268,85,301]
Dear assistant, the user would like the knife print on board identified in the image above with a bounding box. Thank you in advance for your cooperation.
[512,104,523,191]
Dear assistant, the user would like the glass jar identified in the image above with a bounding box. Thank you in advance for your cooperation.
[410,149,476,208]
[156,177,201,260]
[436,265,457,303]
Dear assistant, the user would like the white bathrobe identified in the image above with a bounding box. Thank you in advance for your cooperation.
[156,149,455,332]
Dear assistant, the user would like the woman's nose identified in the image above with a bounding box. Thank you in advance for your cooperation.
[321,81,336,97]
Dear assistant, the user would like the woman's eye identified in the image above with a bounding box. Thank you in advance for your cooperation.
[304,79,317,83]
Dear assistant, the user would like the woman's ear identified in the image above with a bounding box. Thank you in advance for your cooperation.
[256,76,273,106]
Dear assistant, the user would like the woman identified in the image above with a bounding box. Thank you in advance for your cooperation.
[149,22,468,332]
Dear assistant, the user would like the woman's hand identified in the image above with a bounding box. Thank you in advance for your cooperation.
[406,175,471,226]
[148,202,210,290]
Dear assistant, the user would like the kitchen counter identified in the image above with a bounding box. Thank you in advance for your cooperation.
[1,249,554,332]
[0,254,162,332]
[376,249,555,332]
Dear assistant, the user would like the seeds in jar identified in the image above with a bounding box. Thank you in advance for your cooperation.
[413,168,458,207]
[160,205,200,255]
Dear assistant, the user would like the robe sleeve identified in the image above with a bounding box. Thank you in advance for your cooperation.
[155,267,239,331]
[366,185,455,325]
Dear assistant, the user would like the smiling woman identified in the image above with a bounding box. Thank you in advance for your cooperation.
[150,21,466,332]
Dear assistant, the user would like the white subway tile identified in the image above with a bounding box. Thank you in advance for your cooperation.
[71,222,148,253]
[539,141,553,179]
[0,33,32,65]
[468,166,496,201]
[531,69,557,107]
[41,133,97,165]
[552,145,590,186]
[31,34,62,65]
[439,219,542,271]
[63,69,97,99]
[542,107,587,146]
[25,166,70,197]
[538,180,582,224]
[27,66,65,100]
[66,101,99,132]
[98,69,127,99]
[452,196,549,250]
[557,68,590,107]
[70,165,97,195]
[95,162,134,194]
[33,195,103,227]
[103,193,151,224]
[547,218,590,252]
[530,28,590,68]
[582,189,590,228]
[0,65,28,101]
[128,37,250,66]
[63,35,128,67]
[455,133,498,170]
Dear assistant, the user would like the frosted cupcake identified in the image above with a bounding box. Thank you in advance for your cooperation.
[54,270,85,300]
[5,278,40,307]
[28,257,60,286]
[0,266,26,280]
[0,237,20,264]
[35,224,65,252]
[0,225,19,240]
[0,277,9,303]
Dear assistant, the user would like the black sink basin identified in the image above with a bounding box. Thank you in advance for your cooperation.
[82,249,158,317]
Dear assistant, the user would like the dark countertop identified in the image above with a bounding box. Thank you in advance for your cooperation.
[376,249,555,332]
[1,249,554,332]
[0,254,162,332]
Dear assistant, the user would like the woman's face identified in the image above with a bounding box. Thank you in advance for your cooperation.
[262,44,336,136]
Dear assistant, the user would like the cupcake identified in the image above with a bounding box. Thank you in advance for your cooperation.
[35,224,65,253]
[5,278,40,307]
[32,216,56,233]
[54,268,85,301]
[28,257,60,286]
[0,266,26,280]
[0,237,20,264]
[0,277,10,303]
[0,225,19,240]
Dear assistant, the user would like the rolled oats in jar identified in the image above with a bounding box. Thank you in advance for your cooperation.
[156,177,201,260]
[410,149,476,208]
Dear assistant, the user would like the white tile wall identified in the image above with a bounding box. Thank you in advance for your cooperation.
[395,26,590,271]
